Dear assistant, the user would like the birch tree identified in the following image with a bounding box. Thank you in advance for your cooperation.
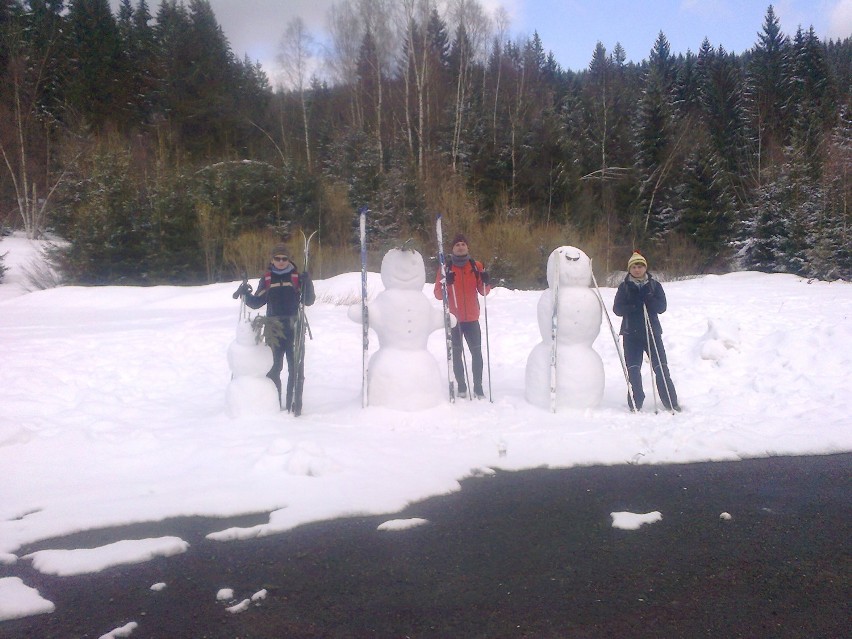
[447,0,489,172]
[327,1,363,128]
[0,6,72,239]
[278,17,315,169]
[400,0,436,177]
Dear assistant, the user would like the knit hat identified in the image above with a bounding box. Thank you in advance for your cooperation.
[452,233,468,246]
[271,243,289,258]
[627,251,647,269]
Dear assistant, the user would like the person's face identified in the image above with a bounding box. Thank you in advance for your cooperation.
[452,241,468,256]
[272,255,290,266]
[629,263,647,277]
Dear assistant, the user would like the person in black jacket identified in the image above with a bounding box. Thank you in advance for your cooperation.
[237,243,315,411]
[612,251,680,412]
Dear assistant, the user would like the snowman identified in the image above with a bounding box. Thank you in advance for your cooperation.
[348,247,447,410]
[226,319,281,417]
[525,246,604,410]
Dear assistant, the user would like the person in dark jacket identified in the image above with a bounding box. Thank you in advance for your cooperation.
[237,243,315,411]
[433,233,491,399]
[612,251,680,412]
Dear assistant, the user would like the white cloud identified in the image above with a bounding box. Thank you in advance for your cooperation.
[826,0,852,39]
[679,0,735,20]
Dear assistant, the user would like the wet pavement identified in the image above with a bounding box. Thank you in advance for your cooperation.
[2,453,849,638]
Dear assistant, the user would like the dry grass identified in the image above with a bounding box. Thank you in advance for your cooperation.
[19,246,64,291]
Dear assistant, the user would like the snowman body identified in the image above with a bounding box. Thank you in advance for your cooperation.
[226,320,280,417]
[349,248,445,410]
[525,246,604,410]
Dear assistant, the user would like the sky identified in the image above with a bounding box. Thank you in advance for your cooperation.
[111,0,852,86]
[1,232,850,628]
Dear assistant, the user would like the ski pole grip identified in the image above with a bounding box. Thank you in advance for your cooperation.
[232,273,249,299]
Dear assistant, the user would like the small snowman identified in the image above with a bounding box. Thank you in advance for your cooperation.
[348,247,447,410]
[525,246,604,410]
[226,319,280,417]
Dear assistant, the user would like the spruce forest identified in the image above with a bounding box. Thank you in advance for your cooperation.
[1,0,850,286]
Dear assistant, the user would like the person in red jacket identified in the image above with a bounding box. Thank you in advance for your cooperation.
[434,233,491,398]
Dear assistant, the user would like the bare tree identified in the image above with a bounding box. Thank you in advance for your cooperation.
[357,0,399,173]
[278,17,315,169]
[400,0,437,177]
[0,16,72,239]
[327,1,364,128]
[447,0,490,172]
[490,6,509,147]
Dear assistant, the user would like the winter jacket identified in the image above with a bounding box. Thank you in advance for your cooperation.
[612,273,666,337]
[245,266,315,317]
[433,258,490,322]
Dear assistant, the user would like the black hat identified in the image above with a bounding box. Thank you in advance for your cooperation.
[452,233,468,246]
[271,243,289,257]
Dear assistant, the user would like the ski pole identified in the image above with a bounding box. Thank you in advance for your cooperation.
[550,275,559,413]
[590,261,637,412]
[360,209,370,408]
[470,260,493,402]
[642,304,660,414]
[645,306,676,414]
[482,274,493,403]
[232,272,249,323]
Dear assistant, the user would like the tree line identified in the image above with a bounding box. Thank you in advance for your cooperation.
[1,0,849,286]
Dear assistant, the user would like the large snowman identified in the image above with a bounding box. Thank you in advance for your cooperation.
[525,246,604,410]
[348,247,447,410]
[226,319,281,417]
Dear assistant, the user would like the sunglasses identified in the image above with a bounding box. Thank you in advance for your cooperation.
[272,255,289,262]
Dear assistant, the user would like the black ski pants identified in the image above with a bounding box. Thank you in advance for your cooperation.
[623,331,678,410]
[267,316,296,409]
[451,320,484,392]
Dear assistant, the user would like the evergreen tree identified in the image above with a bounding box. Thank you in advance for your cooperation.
[117,0,157,128]
[633,31,679,239]
[745,4,790,179]
[154,0,240,155]
[65,0,129,130]
[787,26,837,181]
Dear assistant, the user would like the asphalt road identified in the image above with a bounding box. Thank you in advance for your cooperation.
[2,453,849,639]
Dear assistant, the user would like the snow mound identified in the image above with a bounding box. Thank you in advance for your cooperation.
[377,518,430,531]
[610,511,662,530]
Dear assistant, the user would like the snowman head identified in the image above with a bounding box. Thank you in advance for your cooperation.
[547,246,592,289]
[235,318,258,346]
[380,247,426,290]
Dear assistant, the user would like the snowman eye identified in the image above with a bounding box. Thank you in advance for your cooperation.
[564,254,580,261]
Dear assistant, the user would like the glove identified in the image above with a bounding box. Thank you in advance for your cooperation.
[480,271,490,286]
[445,270,455,286]
[639,284,653,301]
[233,282,252,299]
[301,271,311,284]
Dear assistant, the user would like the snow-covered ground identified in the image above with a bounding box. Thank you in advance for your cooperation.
[1,232,850,625]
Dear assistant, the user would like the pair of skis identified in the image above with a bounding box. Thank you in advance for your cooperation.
[436,215,456,403]
[291,229,317,417]
[356,212,486,406]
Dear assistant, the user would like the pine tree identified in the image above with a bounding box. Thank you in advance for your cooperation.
[633,31,679,239]
[745,5,790,180]
[65,0,129,130]
[787,26,837,181]
[117,0,157,128]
